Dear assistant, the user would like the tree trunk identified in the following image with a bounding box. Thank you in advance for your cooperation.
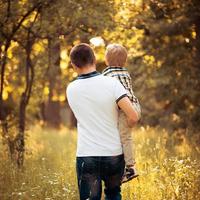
[0,39,11,119]
[44,37,61,128]
[15,32,34,167]
[0,39,14,159]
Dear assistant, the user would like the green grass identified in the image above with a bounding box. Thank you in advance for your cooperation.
[0,125,200,200]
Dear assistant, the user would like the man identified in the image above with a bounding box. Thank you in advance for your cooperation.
[66,43,139,200]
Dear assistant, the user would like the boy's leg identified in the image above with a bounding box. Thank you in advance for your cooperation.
[118,111,135,166]
[119,111,139,183]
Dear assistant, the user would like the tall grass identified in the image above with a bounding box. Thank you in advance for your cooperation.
[0,125,199,200]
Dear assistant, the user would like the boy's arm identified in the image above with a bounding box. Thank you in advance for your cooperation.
[117,96,139,127]
[114,78,139,127]
[120,72,142,119]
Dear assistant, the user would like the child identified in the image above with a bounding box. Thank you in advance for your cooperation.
[102,44,141,183]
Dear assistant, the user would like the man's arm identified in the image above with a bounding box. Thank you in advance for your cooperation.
[117,96,139,127]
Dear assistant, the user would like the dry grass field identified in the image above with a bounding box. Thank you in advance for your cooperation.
[0,125,199,200]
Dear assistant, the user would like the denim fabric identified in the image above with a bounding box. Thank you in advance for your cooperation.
[76,154,125,200]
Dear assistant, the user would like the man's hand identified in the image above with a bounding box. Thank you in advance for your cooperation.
[117,96,139,127]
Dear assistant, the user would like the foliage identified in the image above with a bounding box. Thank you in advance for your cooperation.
[104,0,200,133]
[0,0,116,165]
[1,0,200,136]
[87,0,200,139]
[0,0,115,120]
[137,0,200,133]
[0,126,199,199]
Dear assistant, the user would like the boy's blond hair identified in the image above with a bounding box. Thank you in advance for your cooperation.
[105,44,127,67]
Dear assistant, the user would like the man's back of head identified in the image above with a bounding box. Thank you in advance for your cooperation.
[69,43,96,68]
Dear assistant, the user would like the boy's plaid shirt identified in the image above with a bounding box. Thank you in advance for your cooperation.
[102,66,139,104]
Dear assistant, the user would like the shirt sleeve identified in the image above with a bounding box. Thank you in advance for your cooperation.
[114,79,128,103]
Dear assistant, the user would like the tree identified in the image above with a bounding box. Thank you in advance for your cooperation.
[0,0,117,166]
[0,0,45,166]
[101,0,200,136]
[135,0,200,133]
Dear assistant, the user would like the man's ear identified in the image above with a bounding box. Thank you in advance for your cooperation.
[71,62,77,69]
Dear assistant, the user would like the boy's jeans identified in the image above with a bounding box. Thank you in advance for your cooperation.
[76,154,125,200]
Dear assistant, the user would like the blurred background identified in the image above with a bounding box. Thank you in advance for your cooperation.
[0,0,200,199]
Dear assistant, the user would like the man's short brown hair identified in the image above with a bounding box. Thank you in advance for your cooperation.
[105,44,127,67]
[70,43,96,68]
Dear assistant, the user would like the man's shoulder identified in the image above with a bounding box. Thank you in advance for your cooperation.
[67,75,119,92]
[67,80,75,88]
[98,74,118,83]
[66,80,78,93]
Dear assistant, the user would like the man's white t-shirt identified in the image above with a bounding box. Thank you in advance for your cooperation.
[66,71,127,157]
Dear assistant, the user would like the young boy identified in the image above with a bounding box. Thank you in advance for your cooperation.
[102,44,141,183]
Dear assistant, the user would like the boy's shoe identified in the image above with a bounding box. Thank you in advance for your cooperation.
[122,166,139,183]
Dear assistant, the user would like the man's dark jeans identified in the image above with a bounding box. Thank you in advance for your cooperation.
[76,154,125,200]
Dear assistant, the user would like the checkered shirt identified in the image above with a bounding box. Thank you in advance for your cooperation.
[102,66,139,103]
